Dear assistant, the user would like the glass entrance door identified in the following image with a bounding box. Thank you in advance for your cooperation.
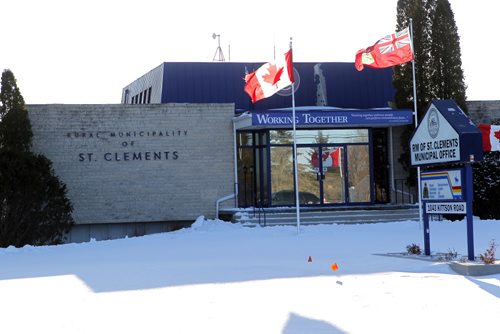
[265,129,372,207]
[319,147,345,204]
[297,146,345,205]
[297,147,321,205]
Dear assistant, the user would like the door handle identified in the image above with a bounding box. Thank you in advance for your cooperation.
[317,173,325,181]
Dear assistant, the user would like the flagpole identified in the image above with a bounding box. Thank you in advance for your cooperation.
[290,37,301,234]
[410,19,423,227]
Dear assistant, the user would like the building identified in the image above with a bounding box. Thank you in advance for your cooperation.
[466,100,500,124]
[30,60,484,241]
[122,62,415,208]
[28,103,235,242]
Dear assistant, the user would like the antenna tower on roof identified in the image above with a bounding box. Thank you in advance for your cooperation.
[212,33,225,62]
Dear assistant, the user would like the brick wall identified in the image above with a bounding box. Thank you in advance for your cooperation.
[466,100,500,124]
[27,103,235,226]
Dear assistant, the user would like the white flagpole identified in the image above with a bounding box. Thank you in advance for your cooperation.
[410,19,423,226]
[290,37,301,234]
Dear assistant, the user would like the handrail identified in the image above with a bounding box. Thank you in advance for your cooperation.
[252,202,267,226]
[393,178,416,204]
[257,205,266,226]
[394,189,414,203]
[215,193,235,219]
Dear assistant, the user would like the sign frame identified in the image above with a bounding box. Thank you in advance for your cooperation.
[411,100,482,261]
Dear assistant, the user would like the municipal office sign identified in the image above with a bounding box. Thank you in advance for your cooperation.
[410,104,460,165]
[410,100,483,167]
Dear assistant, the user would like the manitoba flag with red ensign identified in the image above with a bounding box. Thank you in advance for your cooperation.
[355,27,414,71]
[244,49,294,103]
[478,124,500,151]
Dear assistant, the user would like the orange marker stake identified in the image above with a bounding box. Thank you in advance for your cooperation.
[331,262,342,285]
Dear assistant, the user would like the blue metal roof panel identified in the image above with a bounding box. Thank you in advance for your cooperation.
[159,62,396,110]
[320,63,394,109]
[161,62,251,109]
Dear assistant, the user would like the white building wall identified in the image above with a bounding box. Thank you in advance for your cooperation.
[121,63,164,104]
[27,103,235,240]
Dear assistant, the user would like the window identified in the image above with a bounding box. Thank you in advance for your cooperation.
[347,145,371,203]
[237,132,253,146]
[270,129,368,145]
[124,89,129,104]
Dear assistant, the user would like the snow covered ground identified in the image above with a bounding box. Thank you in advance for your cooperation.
[1,217,499,333]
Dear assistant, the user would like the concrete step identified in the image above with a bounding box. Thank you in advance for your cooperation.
[233,206,420,227]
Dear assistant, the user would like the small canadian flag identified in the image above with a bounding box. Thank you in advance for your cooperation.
[478,124,500,152]
[244,49,294,103]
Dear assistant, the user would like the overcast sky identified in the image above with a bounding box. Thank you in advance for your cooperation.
[1,0,497,104]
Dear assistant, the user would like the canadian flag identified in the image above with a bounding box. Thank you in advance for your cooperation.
[244,49,294,103]
[311,148,340,168]
[478,124,500,151]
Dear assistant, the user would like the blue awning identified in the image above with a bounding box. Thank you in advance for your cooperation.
[234,106,414,130]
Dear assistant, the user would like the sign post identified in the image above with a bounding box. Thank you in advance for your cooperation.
[409,100,483,260]
[465,161,475,260]
[422,209,431,256]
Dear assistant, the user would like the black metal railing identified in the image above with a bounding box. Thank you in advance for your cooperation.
[253,203,267,226]
[393,178,417,204]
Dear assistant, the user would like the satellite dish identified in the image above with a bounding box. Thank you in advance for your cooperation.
[212,33,217,39]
